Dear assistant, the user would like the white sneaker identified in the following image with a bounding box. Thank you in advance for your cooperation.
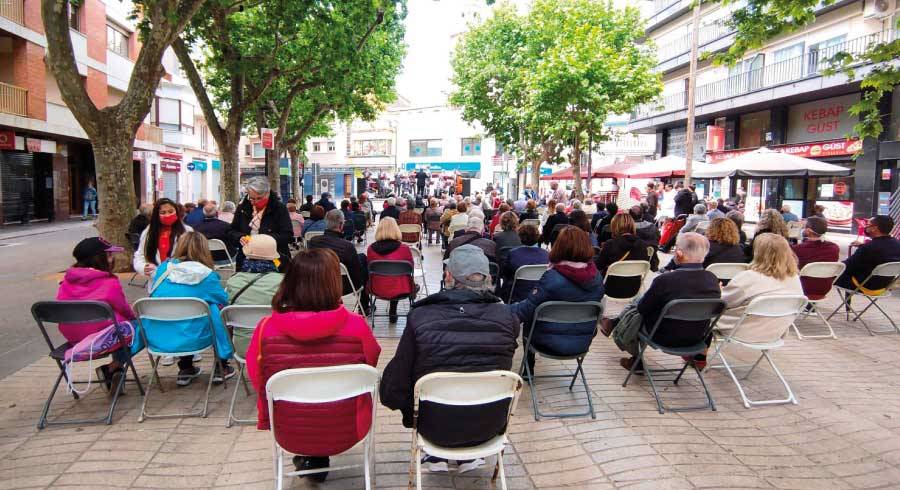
[457,458,485,474]
[421,455,449,472]
[193,354,203,362]
[160,356,175,366]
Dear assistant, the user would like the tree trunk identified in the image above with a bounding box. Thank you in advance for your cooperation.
[289,148,301,201]
[531,158,541,195]
[93,128,137,272]
[219,139,241,203]
[266,145,281,198]
[570,131,584,201]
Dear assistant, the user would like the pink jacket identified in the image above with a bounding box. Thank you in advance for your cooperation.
[55,267,136,344]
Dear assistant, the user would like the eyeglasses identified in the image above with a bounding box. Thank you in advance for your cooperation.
[247,194,265,202]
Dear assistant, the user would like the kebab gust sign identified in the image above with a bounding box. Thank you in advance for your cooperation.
[706,139,862,163]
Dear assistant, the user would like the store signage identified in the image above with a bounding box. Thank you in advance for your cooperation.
[0,130,14,150]
[707,138,862,163]
[157,178,164,191]
[261,128,275,150]
[706,126,725,152]
[787,93,860,144]
[187,162,195,171]
[160,161,181,172]
[159,151,183,160]
[25,138,56,154]
[833,181,848,196]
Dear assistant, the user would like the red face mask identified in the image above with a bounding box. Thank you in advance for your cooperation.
[253,197,269,211]
[159,214,178,226]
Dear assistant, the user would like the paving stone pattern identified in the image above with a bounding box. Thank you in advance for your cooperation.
[2,230,900,489]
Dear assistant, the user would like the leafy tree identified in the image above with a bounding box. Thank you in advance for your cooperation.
[710,0,899,151]
[42,0,207,268]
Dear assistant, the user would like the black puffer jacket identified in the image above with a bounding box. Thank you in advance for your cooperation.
[380,288,520,447]
[228,191,293,271]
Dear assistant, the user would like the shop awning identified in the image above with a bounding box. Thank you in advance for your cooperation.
[692,147,853,178]
[623,156,705,179]
[540,167,589,181]
[590,162,639,179]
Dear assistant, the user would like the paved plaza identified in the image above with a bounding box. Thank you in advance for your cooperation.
[2,226,900,489]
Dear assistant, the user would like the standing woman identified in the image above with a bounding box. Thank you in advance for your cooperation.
[228,176,293,272]
[134,198,192,281]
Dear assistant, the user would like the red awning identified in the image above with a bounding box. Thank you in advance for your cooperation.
[540,167,591,181]
[590,162,638,179]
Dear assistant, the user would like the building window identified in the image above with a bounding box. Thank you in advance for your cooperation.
[69,5,80,31]
[312,142,321,152]
[461,137,481,156]
[327,141,336,152]
[200,126,208,150]
[107,25,130,57]
[739,110,771,149]
[252,143,265,158]
[808,34,847,74]
[245,144,251,156]
[410,139,442,157]
[354,139,392,156]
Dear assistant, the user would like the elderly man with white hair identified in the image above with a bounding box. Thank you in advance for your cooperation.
[381,196,401,221]
[228,176,293,271]
[444,216,497,264]
[604,232,722,373]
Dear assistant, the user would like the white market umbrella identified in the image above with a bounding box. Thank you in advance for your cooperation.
[625,155,705,179]
[692,147,853,178]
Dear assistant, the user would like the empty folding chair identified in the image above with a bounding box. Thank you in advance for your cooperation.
[706,262,750,286]
[603,260,651,307]
[519,301,603,420]
[709,295,808,408]
[794,262,845,340]
[507,264,548,303]
[266,365,380,490]
[208,239,236,274]
[622,298,726,414]
[410,247,430,296]
[409,371,523,490]
[221,305,271,428]
[31,301,145,429]
[367,260,417,324]
[400,223,423,249]
[341,263,366,315]
[826,261,900,335]
[132,297,221,421]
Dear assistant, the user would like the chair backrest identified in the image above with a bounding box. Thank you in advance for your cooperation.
[533,301,603,326]
[605,260,651,278]
[399,224,422,240]
[339,262,360,292]
[646,246,655,259]
[290,219,303,238]
[695,221,710,234]
[448,223,466,236]
[787,220,803,239]
[646,298,727,345]
[514,264,548,282]
[32,300,117,351]
[266,365,379,405]
[301,210,311,219]
[521,219,541,229]
[727,295,808,345]
[132,297,215,355]
[414,370,522,414]
[799,261,845,279]
[208,238,229,253]
[305,230,325,242]
[220,305,270,361]
[369,260,414,277]
[410,246,424,266]
[870,261,900,281]
[126,232,141,250]
[706,262,750,281]
[413,208,425,214]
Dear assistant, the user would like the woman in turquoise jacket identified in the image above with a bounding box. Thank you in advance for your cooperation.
[137,232,235,387]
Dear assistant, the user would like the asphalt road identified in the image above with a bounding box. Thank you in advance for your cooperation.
[0,221,146,380]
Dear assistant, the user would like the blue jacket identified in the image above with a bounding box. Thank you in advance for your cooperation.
[133,259,233,360]
[302,219,326,236]
[184,207,205,227]
[501,246,549,303]
[510,262,604,356]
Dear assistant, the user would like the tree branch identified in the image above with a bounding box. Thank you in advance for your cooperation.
[282,104,330,149]
[173,37,226,142]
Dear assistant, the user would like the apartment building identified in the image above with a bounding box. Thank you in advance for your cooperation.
[0,0,219,224]
[629,0,900,227]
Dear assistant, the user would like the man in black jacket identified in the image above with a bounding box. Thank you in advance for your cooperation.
[415,168,428,197]
[543,203,569,246]
[673,182,695,217]
[227,177,293,271]
[308,209,370,312]
[299,194,314,212]
[836,215,900,291]
[380,245,519,473]
[315,192,336,212]
[194,203,235,261]
[380,197,401,221]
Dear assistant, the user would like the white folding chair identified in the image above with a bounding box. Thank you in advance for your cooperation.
[209,239,236,273]
[695,221,710,235]
[340,263,366,315]
[300,211,311,219]
[221,305,271,428]
[400,224,423,249]
[132,297,220,422]
[709,295,807,409]
[826,261,900,335]
[706,263,750,284]
[410,247,430,296]
[304,230,325,244]
[447,223,466,238]
[266,365,380,490]
[507,264,548,303]
[602,260,651,307]
[409,371,523,490]
[521,219,541,230]
[787,221,803,242]
[793,262,845,340]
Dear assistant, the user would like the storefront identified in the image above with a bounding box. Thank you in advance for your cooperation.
[302,165,354,198]
[187,158,207,203]
[158,151,182,203]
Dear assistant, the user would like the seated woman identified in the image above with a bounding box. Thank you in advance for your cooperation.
[134,197,192,281]
[57,237,135,389]
[595,213,650,278]
[366,217,416,324]
[745,208,789,259]
[489,203,511,237]
[226,234,284,305]
[569,210,598,246]
[302,205,327,237]
[519,199,539,223]
[492,211,522,265]
[510,227,604,372]
[246,248,380,481]
[423,198,443,245]
[144,232,234,386]
[501,224,549,302]
[703,218,747,268]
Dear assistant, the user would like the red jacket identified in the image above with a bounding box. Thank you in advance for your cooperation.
[246,307,380,456]
[367,240,416,300]
[488,213,501,237]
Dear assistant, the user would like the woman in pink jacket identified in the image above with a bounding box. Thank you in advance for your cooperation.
[246,248,380,482]
[56,237,136,387]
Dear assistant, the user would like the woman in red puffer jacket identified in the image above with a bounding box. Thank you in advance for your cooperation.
[366,217,417,323]
[246,248,380,482]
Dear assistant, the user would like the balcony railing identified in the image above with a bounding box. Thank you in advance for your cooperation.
[0,0,24,25]
[632,29,897,121]
[656,16,736,65]
[0,82,27,117]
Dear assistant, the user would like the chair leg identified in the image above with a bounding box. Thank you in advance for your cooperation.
[138,356,160,423]
[717,349,752,409]
[201,361,215,418]
[226,362,243,428]
[859,298,900,334]
[742,352,766,380]
[497,450,508,490]
[37,370,65,430]
[694,363,717,412]
[577,358,596,419]
[415,445,422,490]
[642,353,665,415]
[408,432,417,490]
[364,435,372,490]
[622,342,647,388]
[127,358,145,396]
[523,351,540,422]
[672,361,691,385]
[275,446,284,490]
